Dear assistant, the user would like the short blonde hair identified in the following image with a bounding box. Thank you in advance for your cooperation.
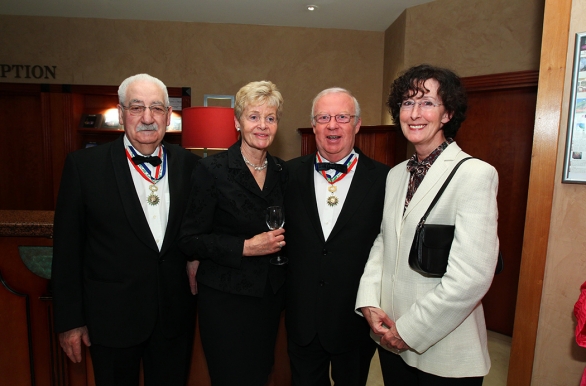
[234,81,283,121]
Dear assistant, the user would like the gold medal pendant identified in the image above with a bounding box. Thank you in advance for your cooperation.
[327,184,338,206]
[147,193,160,206]
[327,195,339,207]
[147,184,160,206]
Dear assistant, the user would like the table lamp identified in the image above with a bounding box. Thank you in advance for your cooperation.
[181,106,238,157]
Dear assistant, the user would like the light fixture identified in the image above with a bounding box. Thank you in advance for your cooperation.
[181,106,238,157]
[307,5,318,11]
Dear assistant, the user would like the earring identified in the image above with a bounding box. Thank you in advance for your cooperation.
[236,127,241,131]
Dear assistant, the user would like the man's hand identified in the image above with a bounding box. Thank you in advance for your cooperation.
[187,260,200,295]
[59,326,91,363]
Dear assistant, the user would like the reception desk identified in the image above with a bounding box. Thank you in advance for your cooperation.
[0,210,290,386]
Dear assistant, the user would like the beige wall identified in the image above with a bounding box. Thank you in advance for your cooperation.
[533,0,586,384]
[0,15,384,161]
[381,12,406,125]
[0,0,545,160]
[382,0,544,124]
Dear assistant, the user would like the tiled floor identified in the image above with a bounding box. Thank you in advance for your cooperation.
[365,330,512,385]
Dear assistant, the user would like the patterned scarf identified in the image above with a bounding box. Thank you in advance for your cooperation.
[404,138,453,212]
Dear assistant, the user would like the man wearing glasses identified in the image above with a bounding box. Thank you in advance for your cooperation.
[284,88,390,385]
[52,74,199,385]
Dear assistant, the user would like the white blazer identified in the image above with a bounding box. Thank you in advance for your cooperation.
[356,142,499,378]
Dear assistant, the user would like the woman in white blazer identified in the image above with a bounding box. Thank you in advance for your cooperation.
[356,64,499,385]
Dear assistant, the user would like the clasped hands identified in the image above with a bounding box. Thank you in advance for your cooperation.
[361,306,410,354]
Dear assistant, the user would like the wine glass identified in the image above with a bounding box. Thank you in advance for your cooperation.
[266,206,287,265]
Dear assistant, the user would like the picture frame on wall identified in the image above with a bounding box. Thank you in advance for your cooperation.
[563,32,586,183]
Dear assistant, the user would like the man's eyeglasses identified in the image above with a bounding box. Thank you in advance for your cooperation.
[398,100,443,111]
[121,104,169,116]
[313,114,356,124]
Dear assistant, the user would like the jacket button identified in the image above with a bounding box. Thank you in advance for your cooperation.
[322,248,327,255]
[319,281,328,286]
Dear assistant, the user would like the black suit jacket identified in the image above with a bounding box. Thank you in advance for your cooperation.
[178,141,287,297]
[52,136,199,348]
[284,148,390,353]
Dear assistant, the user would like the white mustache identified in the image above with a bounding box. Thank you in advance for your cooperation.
[136,123,158,132]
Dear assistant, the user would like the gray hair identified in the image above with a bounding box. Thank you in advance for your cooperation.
[311,87,361,126]
[118,74,170,106]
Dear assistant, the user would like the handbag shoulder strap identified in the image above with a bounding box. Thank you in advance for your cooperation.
[418,156,475,226]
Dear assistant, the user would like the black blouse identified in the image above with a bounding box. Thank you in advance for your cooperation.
[178,141,287,298]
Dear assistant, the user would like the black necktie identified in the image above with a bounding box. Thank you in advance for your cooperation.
[132,155,162,166]
[316,162,347,173]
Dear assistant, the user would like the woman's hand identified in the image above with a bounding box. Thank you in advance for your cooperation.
[243,228,285,256]
[361,306,410,353]
[361,306,392,336]
[380,323,410,353]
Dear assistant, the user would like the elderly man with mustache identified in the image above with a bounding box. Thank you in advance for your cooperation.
[52,74,200,386]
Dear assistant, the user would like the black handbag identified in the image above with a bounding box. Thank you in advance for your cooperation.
[408,157,504,277]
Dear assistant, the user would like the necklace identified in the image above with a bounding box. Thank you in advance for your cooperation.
[241,150,268,171]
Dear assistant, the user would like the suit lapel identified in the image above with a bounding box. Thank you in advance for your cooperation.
[229,142,283,199]
[298,155,326,243]
[111,136,159,252]
[160,142,183,255]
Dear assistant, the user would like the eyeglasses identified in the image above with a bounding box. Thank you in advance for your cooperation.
[398,100,442,110]
[121,104,169,116]
[313,114,356,124]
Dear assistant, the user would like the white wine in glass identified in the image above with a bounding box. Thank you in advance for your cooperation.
[266,206,287,265]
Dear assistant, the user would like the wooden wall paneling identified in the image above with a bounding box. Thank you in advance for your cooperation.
[187,315,212,386]
[297,125,407,167]
[508,0,572,383]
[49,87,78,206]
[0,236,55,386]
[0,270,35,385]
[1,84,50,210]
[458,71,539,336]
[267,315,291,386]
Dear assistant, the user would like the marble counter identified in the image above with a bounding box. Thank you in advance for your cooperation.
[0,210,54,238]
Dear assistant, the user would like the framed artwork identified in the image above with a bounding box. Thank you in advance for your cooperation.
[563,32,586,183]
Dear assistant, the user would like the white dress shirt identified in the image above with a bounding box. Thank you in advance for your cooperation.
[314,150,358,240]
[124,135,169,251]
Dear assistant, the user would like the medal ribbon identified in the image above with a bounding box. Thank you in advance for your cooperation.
[315,153,357,184]
[125,145,167,184]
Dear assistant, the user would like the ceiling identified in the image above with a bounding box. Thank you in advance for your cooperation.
[0,0,434,32]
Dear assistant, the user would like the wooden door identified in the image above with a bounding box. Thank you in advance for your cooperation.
[458,71,538,335]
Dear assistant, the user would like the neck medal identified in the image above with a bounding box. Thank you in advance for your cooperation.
[315,153,358,207]
[126,145,167,206]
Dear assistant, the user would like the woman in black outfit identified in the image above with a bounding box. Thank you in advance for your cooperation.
[179,80,286,386]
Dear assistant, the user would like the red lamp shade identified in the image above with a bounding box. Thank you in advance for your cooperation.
[181,106,238,150]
